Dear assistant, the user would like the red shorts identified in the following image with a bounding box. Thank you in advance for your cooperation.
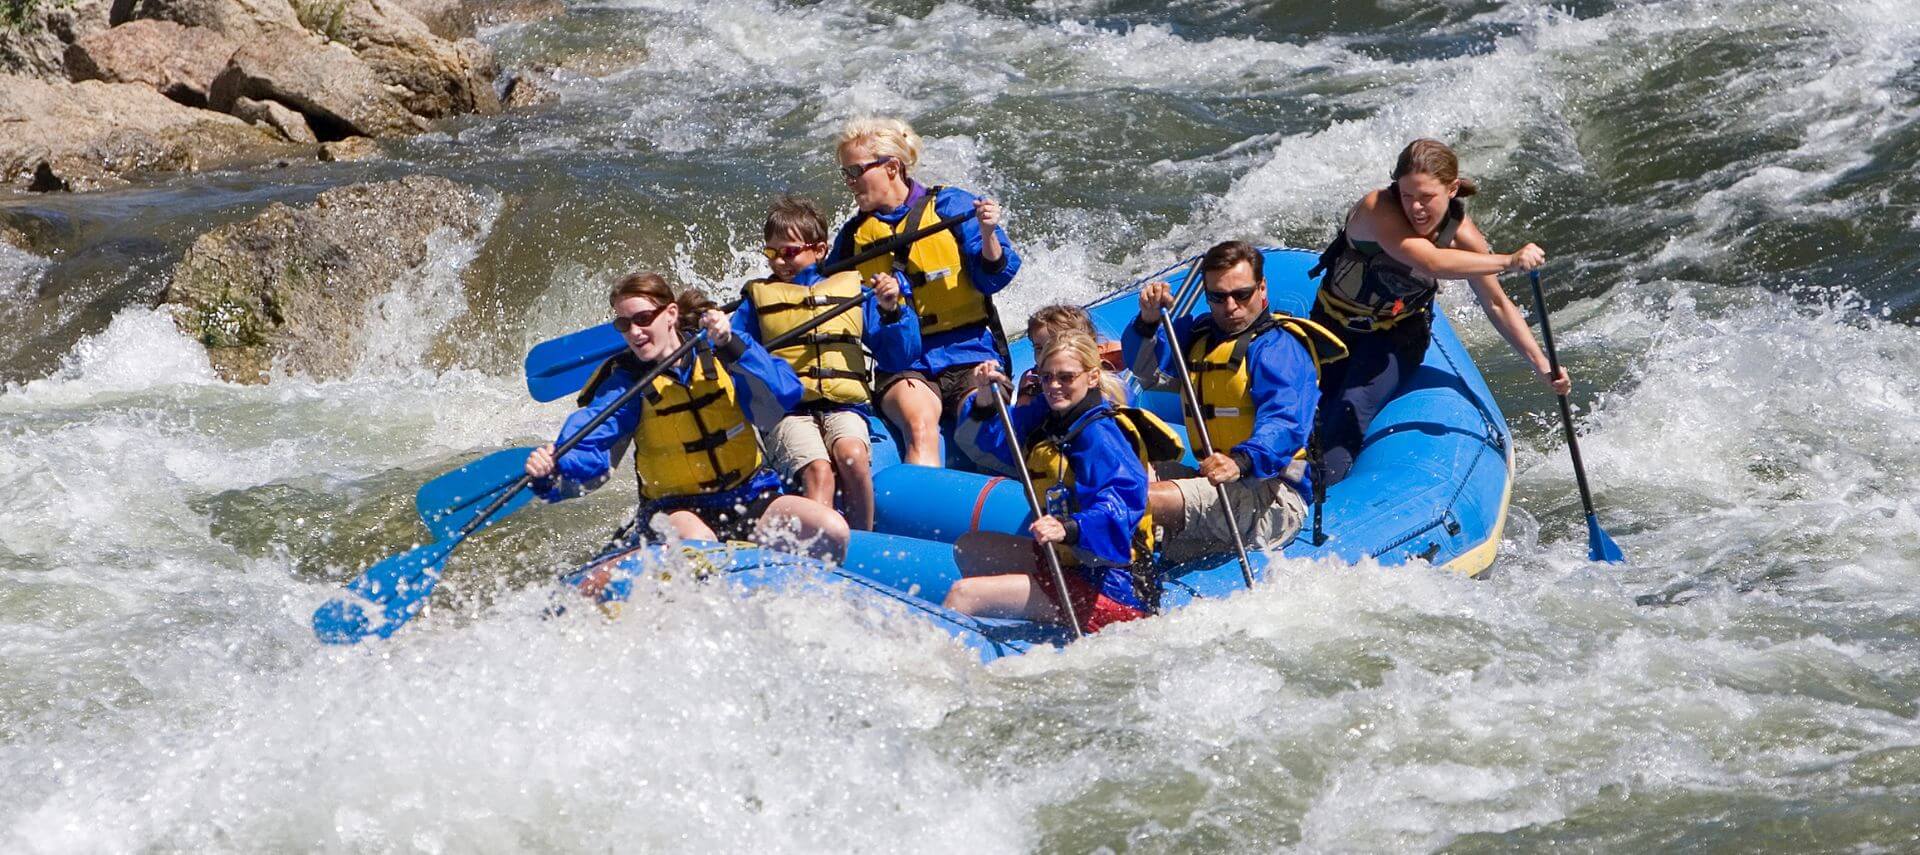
[1030,544,1147,634]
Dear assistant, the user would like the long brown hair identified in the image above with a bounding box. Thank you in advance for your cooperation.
[1392,138,1478,197]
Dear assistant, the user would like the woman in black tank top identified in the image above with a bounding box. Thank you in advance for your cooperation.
[1312,138,1571,486]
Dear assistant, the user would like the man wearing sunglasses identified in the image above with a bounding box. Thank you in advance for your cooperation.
[1122,241,1347,562]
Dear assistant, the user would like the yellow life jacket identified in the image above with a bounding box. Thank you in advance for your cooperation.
[577,347,763,501]
[849,186,994,337]
[1022,404,1161,567]
[1311,192,1466,332]
[743,271,869,406]
[1184,313,1348,453]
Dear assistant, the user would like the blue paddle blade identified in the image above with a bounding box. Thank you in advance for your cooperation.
[524,322,625,402]
[313,540,457,644]
[1586,514,1626,563]
[416,448,536,540]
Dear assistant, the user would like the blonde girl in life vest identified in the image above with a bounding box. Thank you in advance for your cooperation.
[944,332,1158,635]
[826,116,1022,467]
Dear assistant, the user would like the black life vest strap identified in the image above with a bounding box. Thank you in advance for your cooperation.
[683,427,739,454]
[780,330,863,347]
[799,366,870,381]
[757,294,845,312]
[654,387,726,416]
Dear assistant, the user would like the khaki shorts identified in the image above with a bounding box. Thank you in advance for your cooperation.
[1161,473,1308,564]
[764,409,871,479]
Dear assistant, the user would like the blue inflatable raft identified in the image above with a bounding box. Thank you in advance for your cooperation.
[562,248,1514,661]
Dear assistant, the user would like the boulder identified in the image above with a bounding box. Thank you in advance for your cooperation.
[63,19,237,107]
[0,73,291,191]
[164,175,498,382]
[130,0,301,42]
[207,27,420,139]
[498,68,552,109]
[318,135,378,161]
[230,95,315,142]
[315,0,497,118]
[389,0,470,39]
[0,0,114,81]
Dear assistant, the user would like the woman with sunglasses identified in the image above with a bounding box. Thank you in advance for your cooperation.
[826,116,1022,467]
[734,195,919,532]
[524,272,852,560]
[944,332,1159,635]
[1309,138,1570,485]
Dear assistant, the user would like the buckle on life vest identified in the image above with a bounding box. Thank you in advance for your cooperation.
[1339,315,1376,333]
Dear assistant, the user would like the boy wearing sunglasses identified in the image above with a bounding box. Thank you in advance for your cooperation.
[733,196,920,531]
[1122,240,1347,562]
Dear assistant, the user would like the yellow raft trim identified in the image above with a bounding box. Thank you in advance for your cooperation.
[1437,438,1514,579]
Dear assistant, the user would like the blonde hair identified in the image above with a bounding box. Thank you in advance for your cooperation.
[1038,330,1128,405]
[834,116,922,172]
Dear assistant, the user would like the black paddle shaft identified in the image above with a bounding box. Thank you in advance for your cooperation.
[987,383,1085,639]
[1529,272,1601,519]
[461,334,708,539]
[716,209,977,315]
[1156,308,1258,589]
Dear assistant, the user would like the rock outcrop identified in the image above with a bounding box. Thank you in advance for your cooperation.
[0,0,552,193]
[324,0,497,118]
[207,27,420,139]
[131,0,301,42]
[0,0,114,81]
[164,175,497,382]
[230,94,315,142]
[0,73,294,191]
[63,18,237,106]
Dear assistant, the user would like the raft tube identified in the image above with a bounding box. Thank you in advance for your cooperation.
[566,248,1512,660]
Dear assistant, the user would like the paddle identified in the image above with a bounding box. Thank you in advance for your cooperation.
[1156,299,1259,587]
[1529,271,1626,563]
[321,283,890,644]
[312,332,709,644]
[524,208,979,402]
[986,381,1084,639]
[415,447,537,540]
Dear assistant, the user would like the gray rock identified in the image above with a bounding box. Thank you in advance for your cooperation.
[131,0,302,42]
[0,0,113,81]
[207,27,419,139]
[0,73,291,191]
[231,94,316,142]
[64,19,238,107]
[163,175,498,382]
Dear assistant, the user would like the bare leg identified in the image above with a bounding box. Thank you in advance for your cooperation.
[754,494,850,562]
[1149,480,1187,535]
[831,436,874,531]
[799,458,836,509]
[943,573,1063,623]
[666,510,718,542]
[881,378,944,466]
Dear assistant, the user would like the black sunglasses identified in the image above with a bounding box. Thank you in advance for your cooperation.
[613,305,667,332]
[839,157,893,181]
[1205,286,1260,305]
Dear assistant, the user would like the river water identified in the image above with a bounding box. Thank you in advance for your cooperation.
[5,0,1920,850]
